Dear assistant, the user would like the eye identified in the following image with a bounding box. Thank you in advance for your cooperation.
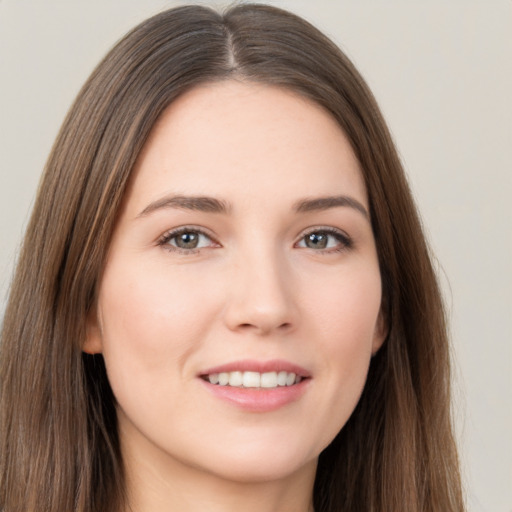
[296,228,352,252]
[158,227,218,253]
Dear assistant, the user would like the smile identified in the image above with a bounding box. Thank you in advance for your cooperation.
[198,360,311,411]
[203,371,303,388]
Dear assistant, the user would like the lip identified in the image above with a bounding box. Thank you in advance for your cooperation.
[198,359,311,413]
[199,359,311,377]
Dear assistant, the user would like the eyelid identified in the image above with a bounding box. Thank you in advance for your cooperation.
[295,226,353,251]
[157,225,221,252]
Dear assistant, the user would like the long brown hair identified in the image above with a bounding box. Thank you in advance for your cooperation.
[0,4,464,512]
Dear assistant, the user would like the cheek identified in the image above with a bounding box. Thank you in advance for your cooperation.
[298,265,382,445]
[305,263,382,347]
[96,258,217,390]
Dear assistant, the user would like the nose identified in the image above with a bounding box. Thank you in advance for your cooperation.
[223,248,298,336]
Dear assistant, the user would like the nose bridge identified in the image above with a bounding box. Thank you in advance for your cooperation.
[224,238,297,335]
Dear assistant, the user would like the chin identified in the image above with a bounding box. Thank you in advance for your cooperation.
[200,453,317,485]
[185,436,321,484]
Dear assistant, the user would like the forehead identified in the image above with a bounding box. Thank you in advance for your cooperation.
[127,80,367,213]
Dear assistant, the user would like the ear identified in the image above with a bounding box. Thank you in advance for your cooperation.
[371,308,388,355]
[82,307,104,354]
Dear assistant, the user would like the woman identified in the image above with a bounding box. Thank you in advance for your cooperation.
[0,4,465,512]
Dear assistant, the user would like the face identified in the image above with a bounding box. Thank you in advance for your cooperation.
[86,81,385,485]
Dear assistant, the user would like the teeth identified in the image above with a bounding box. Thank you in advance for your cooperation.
[260,372,277,388]
[229,371,243,387]
[207,370,302,388]
[277,371,288,386]
[243,371,260,388]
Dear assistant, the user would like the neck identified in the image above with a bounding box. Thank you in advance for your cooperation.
[121,430,316,512]
[124,457,316,512]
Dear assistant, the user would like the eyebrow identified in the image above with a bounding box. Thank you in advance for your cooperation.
[137,194,369,219]
[138,195,230,217]
[293,196,369,219]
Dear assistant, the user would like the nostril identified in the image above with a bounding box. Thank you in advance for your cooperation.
[235,321,293,335]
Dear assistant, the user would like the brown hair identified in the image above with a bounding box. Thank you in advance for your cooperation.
[0,4,464,512]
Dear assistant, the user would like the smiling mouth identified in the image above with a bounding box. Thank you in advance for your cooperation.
[201,371,304,389]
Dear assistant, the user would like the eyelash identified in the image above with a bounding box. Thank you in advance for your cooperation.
[157,226,353,255]
[157,226,219,254]
[297,227,353,253]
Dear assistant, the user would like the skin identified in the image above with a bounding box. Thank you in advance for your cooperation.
[85,80,386,512]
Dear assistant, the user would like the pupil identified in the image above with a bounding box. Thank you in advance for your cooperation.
[177,232,198,249]
[306,233,327,249]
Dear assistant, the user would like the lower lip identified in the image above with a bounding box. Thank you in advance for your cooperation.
[199,379,310,412]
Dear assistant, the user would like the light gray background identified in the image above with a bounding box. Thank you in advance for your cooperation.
[0,1,510,510]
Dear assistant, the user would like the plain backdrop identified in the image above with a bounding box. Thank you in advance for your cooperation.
[0,1,510,510]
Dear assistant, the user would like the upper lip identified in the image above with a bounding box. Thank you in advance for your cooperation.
[199,359,311,378]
